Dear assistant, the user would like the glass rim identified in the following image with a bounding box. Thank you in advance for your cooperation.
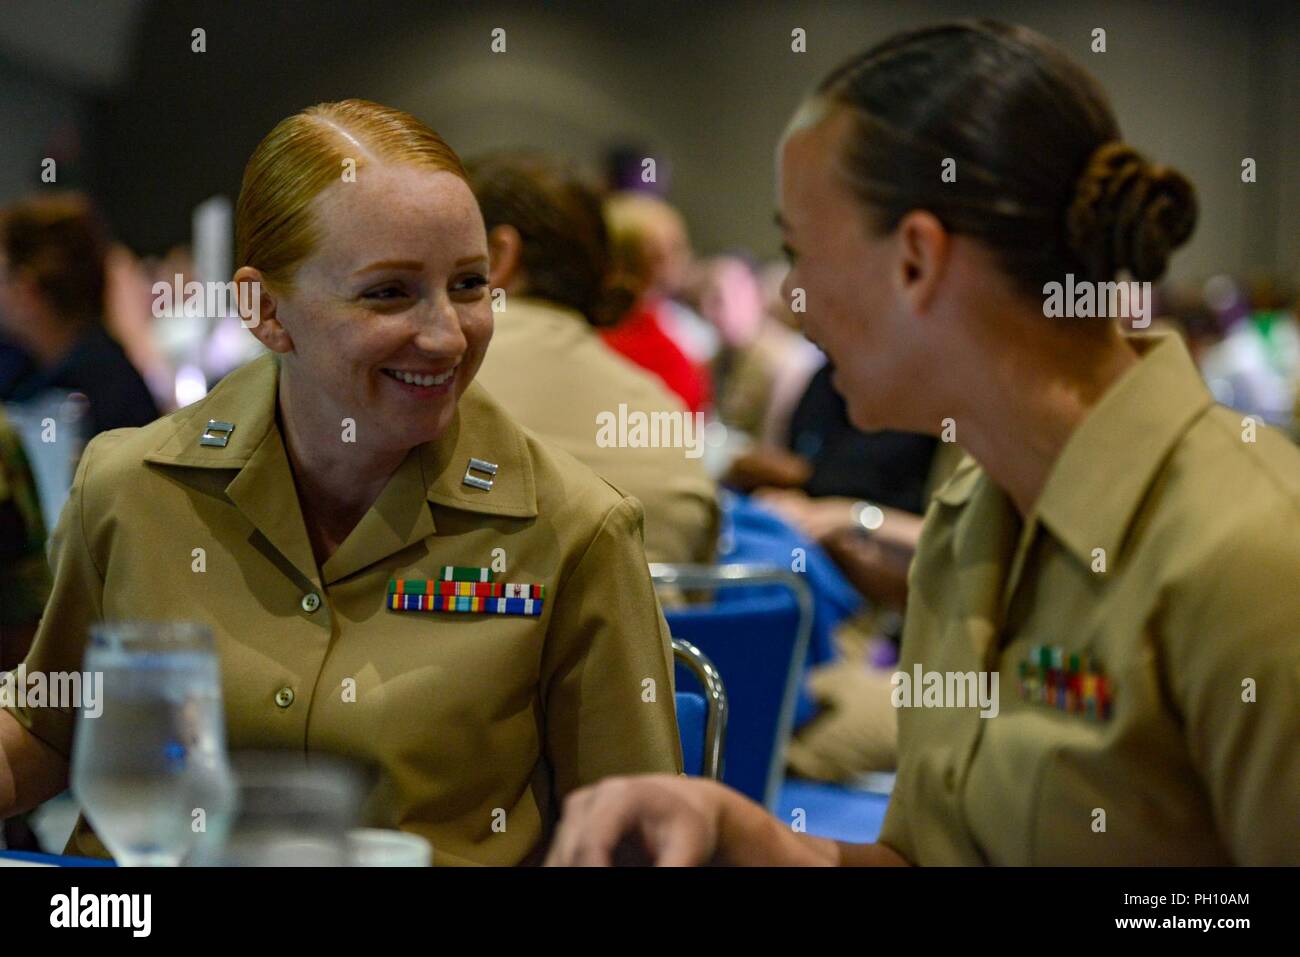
[88,620,215,650]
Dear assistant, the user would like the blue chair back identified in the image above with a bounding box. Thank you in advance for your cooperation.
[656,565,810,810]
[674,691,707,777]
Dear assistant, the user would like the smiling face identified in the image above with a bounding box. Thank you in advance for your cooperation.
[259,163,492,454]
[777,108,936,433]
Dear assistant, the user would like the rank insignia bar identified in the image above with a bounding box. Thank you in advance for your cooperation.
[387,593,544,617]
[462,457,498,492]
[199,419,236,448]
[388,573,546,616]
[1017,645,1111,720]
[440,566,493,583]
[390,579,502,597]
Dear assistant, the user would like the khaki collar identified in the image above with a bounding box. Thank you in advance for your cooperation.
[142,353,538,585]
[932,333,1214,567]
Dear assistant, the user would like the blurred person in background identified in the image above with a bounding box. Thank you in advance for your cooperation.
[0,194,160,437]
[102,243,180,414]
[601,193,713,412]
[696,256,822,449]
[469,150,719,565]
[1198,276,1298,432]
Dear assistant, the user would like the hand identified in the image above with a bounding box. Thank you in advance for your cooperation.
[546,774,840,866]
[545,774,725,866]
[722,446,812,492]
[755,489,859,543]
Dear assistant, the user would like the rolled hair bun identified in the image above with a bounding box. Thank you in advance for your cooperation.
[1065,142,1197,282]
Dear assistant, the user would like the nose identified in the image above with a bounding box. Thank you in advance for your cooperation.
[412,293,468,358]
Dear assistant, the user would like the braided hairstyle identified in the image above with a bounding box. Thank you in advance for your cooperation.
[813,20,1197,296]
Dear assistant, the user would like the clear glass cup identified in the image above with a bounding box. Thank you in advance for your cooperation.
[70,622,235,866]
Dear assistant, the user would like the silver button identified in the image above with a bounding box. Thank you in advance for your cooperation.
[301,592,321,613]
[274,687,295,708]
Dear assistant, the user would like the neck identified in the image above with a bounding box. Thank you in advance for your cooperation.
[945,318,1138,517]
[277,372,407,546]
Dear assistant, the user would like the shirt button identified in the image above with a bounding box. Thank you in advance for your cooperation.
[301,592,321,613]
[274,687,295,708]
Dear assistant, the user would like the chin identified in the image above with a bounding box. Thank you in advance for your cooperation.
[846,407,883,432]
[845,389,898,433]
[411,417,454,447]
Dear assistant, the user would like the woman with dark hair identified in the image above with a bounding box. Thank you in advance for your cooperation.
[547,21,1300,865]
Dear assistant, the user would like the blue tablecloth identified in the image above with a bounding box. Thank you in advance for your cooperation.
[0,849,114,867]
[776,779,890,844]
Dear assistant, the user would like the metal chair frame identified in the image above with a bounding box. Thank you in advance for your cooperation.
[652,563,812,810]
[671,637,727,780]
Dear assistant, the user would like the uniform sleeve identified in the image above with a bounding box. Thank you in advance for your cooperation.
[1164,517,1300,865]
[876,787,914,862]
[539,494,683,799]
[1,435,107,758]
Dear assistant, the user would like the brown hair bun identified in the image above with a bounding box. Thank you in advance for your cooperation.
[1066,142,1197,282]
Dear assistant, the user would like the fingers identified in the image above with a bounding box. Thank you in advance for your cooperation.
[546,775,714,867]
[547,778,643,866]
[544,786,603,866]
[650,818,712,867]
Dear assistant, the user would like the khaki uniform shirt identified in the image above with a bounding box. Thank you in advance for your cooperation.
[4,353,681,865]
[880,335,1300,864]
[475,297,719,565]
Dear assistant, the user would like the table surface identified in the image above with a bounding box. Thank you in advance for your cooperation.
[3,777,890,865]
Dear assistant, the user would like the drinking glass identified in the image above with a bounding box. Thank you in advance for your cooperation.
[70,622,234,866]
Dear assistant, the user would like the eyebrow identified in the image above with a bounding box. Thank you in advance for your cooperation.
[351,255,487,277]
[352,259,423,277]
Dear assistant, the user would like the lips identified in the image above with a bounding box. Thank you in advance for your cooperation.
[381,366,457,388]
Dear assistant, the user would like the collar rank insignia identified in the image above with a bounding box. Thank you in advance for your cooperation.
[199,420,236,448]
[462,458,498,491]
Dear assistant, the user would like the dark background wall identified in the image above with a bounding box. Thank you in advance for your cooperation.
[1,0,1297,285]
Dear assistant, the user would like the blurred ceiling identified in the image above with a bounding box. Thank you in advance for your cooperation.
[0,0,147,90]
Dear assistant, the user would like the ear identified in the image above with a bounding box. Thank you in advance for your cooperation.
[893,210,949,314]
[486,224,524,293]
[234,266,294,353]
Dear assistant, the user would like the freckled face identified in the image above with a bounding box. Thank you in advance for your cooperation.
[271,163,492,453]
[777,110,919,432]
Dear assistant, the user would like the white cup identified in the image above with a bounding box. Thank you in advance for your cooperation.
[347,828,433,867]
